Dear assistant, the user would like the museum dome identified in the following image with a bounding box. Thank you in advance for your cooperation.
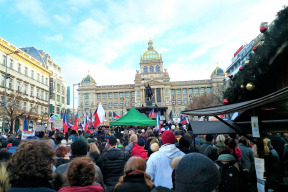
[81,74,96,83]
[142,39,160,60]
[211,66,225,76]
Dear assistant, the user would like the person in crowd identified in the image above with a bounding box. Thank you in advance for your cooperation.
[89,143,103,168]
[54,133,64,147]
[6,140,56,192]
[199,134,218,161]
[227,137,241,163]
[215,134,226,151]
[178,137,191,154]
[58,157,104,192]
[149,142,159,156]
[68,130,79,142]
[0,163,10,192]
[54,140,105,191]
[145,132,157,151]
[7,139,20,154]
[238,136,254,170]
[55,146,70,167]
[152,153,220,192]
[101,135,130,192]
[114,156,154,192]
[269,133,286,162]
[215,146,248,192]
[122,133,129,147]
[131,138,148,160]
[171,156,183,190]
[146,131,185,188]
[125,134,138,153]
[99,135,107,153]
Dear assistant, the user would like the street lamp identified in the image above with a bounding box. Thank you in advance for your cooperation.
[2,50,19,133]
[72,83,80,116]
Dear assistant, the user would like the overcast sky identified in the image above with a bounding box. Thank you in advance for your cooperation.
[1,0,287,107]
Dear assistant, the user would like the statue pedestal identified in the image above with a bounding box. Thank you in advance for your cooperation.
[146,101,152,107]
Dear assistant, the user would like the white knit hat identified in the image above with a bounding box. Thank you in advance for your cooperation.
[171,125,176,130]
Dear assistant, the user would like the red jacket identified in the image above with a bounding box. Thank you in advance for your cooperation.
[131,144,148,160]
[230,147,241,163]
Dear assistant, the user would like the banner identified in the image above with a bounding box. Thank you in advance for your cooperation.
[54,119,63,129]
[21,131,35,140]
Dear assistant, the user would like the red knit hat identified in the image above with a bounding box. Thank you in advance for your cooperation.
[162,131,176,144]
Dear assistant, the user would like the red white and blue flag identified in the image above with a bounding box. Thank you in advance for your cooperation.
[113,112,120,119]
[72,113,79,131]
[157,113,161,130]
[149,108,156,119]
[84,111,88,131]
[180,115,188,125]
[93,102,105,127]
[63,110,68,133]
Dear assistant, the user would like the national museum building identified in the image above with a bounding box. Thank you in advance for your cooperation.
[78,40,225,121]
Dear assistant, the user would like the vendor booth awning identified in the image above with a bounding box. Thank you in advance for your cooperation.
[109,107,157,126]
[189,121,240,135]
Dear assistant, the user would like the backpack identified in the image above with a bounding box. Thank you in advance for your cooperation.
[215,160,248,192]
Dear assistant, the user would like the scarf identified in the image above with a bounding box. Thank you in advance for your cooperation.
[59,184,104,192]
[217,154,236,161]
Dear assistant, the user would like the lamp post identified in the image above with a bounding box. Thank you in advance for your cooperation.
[2,50,19,133]
[72,83,80,116]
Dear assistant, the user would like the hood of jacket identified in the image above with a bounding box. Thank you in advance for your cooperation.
[106,148,122,160]
[158,144,183,159]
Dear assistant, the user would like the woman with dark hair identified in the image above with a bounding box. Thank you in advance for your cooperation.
[6,140,56,192]
[55,146,70,167]
[227,138,241,163]
[59,156,104,192]
[114,156,154,192]
[238,136,254,170]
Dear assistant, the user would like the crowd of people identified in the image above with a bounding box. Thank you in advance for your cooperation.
[0,124,288,192]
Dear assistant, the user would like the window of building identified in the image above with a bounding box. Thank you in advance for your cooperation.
[183,98,187,104]
[165,89,169,95]
[85,93,89,99]
[144,66,148,73]
[57,94,60,102]
[46,78,48,85]
[24,84,28,94]
[132,100,135,107]
[2,55,6,66]
[109,102,112,108]
[41,76,44,84]
[85,102,89,108]
[182,89,187,95]
[25,67,28,76]
[31,70,34,79]
[156,65,160,73]
[61,96,64,103]
[17,81,21,92]
[126,101,129,107]
[8,79,12,89]
[189,88,193,95]
[41,107,43,114]
[108,92,112,99]
[201,88,205,94]
[97,93,101,99]
[61,86,65,94]
[9,59,13,69]
[177,89,181,95]
[149,66,154,73]
[171,89,175,95]
[41,91,44,100]
[120,92,123,98]
[103,93,107,99]
[120,101,123,107]
[166,98,169,105]
[57,107,60,114]
[195,88,199,94]
[37,73,40,81]
[30,86,34,96]
[207,87,211,93]
[177,98,181,105]
[125,92,129,98]
[131,92,135,97]
[53,93,55,100]
[18,63,21,73]
[114,101,118,108]
[23,102,27,111]
[103,102,107,108]
[137,100,140,106]
[137,91,140,96]
[109,112,112,117]
[45,92,47,100]
[57,84,60,92]
[179,108,182,113]
[1,75,5,86]
[114,92,118,99]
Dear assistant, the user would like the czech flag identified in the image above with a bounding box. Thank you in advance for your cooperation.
[63,110,68,133]
[157,113,161,130]
[93,102,105,127]
[113,112,120,119]
[84,111,88,131]
[72,114,79,131]
[149,108,156,119]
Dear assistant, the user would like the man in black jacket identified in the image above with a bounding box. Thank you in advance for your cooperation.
[53,140,106,191]
[101,135,130,192]
[199,134,218,161]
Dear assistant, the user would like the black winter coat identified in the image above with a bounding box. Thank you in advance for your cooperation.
[114,174,153,192]
[101,148,130,191]
[90,151,104,168]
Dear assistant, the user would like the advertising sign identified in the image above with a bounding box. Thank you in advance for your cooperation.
[49,78,53,99]
[67,86,70,105]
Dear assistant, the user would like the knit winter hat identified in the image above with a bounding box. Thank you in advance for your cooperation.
[71,140,88,157]
[109,135,117,146]
[162,131,176,144]
[175,153,220,192]
[137,138,145,146]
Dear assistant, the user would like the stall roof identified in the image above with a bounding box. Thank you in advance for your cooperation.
[182,86,288,116]
[189,121,241,135]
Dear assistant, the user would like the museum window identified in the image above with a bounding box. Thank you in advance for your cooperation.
[85,93,89,99]
[189,88,193,95]
[109,102,112,108]
[183,98,187,104]
[171,89,175,95]
[126,101,129,107]
[177,89,181,95]
[103,102,107,108]
[97,93,101,99]
[120,101,123,107]
[85,102,89,108]
[195,88,199,94]
[165,89,169,95]
[108,92,112,99]
[144,66,148,73]
[207,87,211,93]
[114,101,118,108]
[131,91,135,97]
[125,92,129,98]
[132,100,135,106]
[156,65,160,73]
[150,66,154,73]
[166,98,169,105]
[201,88,205,94]
[120,92,123,98]
[103,93,107,99]
[182,89,187,95]
[137,100,140,106]
[114,92,118,99]
[137,91,140,96]
[177,98,181,105]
